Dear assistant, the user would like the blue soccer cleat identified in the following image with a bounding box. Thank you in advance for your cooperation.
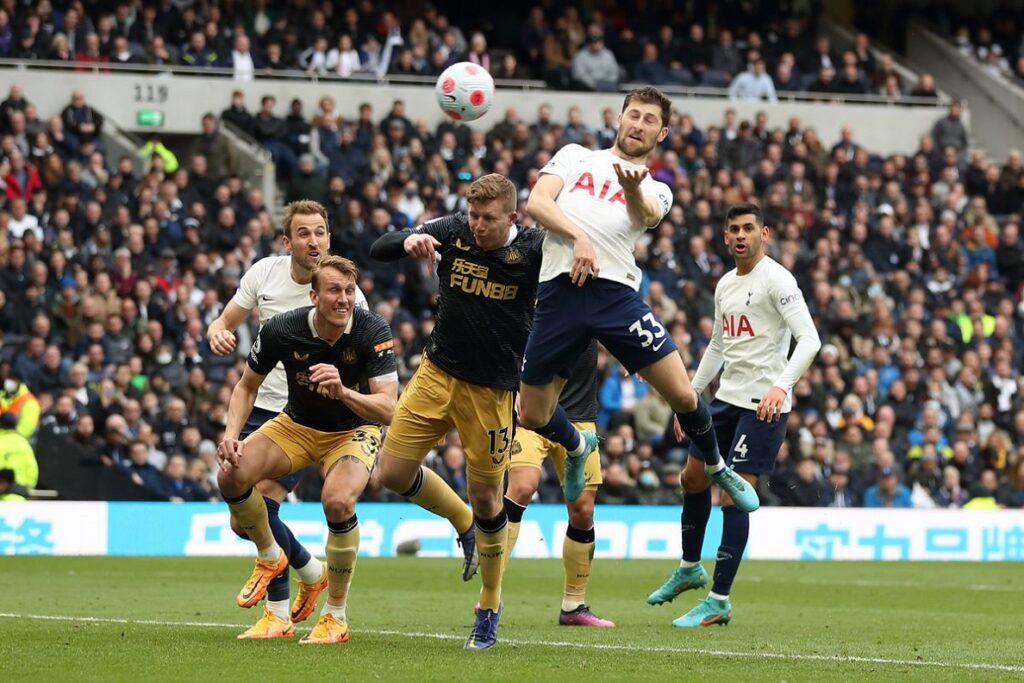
[646,564,708,605]
[672,595,732,628]
[457,525,479,581]
[464,603,502,651]
[709,466,760,512]
[564,430,598,502]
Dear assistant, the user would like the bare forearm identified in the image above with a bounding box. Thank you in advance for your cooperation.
[622,186,659,227]
[225,385,259,439]
[339,389,396,424]
[529,193,586,242]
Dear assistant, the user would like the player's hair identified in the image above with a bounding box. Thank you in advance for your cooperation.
[311,254,359,291]
[282,199,329,238]
[466,173,517,213]
[621,86,672,127]
[726,202,764,226]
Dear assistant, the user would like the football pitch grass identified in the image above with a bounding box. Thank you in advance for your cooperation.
[2,557,1021,681]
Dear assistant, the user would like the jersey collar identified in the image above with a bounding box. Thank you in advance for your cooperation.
[307,307,355,340]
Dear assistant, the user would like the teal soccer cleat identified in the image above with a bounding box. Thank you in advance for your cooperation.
[709,466,760,512]
[672,595,732,628]
[646,564,708,605]
[563,430,598,502]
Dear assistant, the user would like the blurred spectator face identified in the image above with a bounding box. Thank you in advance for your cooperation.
[165,455,187,481]
[129,441,149,465]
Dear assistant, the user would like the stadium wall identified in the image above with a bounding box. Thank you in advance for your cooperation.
[0,69,947,155]
[2,502,1022,561]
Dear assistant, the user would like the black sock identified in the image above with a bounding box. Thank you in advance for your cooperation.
[681,488,712,563]
[566,524,595,544]
[711,506,749,596]
[503,497,527,524]
[475,510,508,534]
[675,400,721,466]
[400,467,425,498]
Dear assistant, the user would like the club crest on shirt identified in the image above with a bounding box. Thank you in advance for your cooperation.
[503,247,522,264]
[342,347,358,364]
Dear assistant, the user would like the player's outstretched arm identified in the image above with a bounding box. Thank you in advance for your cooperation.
[612,163,664,228]
[528,174,599,285]
[207,301,251,356]
[370,214,459,262]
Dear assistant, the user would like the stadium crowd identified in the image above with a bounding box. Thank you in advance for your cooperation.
[951,23,1024,87]
[0,0,939,102]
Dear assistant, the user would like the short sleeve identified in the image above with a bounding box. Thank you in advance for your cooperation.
[538,144,587,182]
[247,319,281,376]
[360,315,398,381]
[231,258,266,310]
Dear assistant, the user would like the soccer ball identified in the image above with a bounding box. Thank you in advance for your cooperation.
[435,62,495,122]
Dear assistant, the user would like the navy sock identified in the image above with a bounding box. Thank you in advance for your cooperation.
[675,400,721,466]
[681,488,712,563]
[711,506,750,596]
[263,497,292,601]
[533,404,581,453]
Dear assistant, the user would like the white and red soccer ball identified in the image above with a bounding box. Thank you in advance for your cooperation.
[435,62,495,122]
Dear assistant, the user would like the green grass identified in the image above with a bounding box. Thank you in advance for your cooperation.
[1,557,1021,682]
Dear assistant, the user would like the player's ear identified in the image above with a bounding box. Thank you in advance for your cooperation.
[508,211,517,226]
[657,126,668,143]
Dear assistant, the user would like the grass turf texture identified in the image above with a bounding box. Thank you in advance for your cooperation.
[1,557,1021,682]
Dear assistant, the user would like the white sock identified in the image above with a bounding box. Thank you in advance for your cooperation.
[266,599,289,621]
[321,601,347,621]
[561,599,583,612]
[705,461,726,475]
[567,430,587,458]
[257,541,282,563]
[679,560,700,569]
[296,556,324,584]
[709,591,729,601]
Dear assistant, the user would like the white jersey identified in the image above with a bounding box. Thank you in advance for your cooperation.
[231,255,368,412]
[691,256,821,413]
[538,144,673,291]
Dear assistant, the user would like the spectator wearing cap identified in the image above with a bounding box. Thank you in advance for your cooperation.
[864,466,912,507]
[572,25,619,92]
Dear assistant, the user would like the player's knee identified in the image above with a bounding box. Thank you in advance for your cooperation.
[217,467,248,497]
[518,404,552,431]
[567,497,594,528]
[505,481,535,507]
[321,491,356,523]
[672,387,699,414]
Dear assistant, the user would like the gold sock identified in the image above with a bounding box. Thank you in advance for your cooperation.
[227,490,275,551]
[325,519,360,612]
[562,535,594,611]
[409,467,473,534]
[476,521,508,611]
[501,521,522,574]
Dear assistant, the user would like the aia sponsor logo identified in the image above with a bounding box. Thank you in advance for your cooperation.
[569,172,626,205]
[723,313,755,337]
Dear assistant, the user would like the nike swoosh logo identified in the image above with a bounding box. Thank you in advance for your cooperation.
[652,339,667,351]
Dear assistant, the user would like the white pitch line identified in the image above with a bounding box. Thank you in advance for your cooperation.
[2,612,1022,674]
[743,576,1018,592]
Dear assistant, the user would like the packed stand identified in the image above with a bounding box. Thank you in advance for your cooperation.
[0,1,935,103]
[1,74,1023,508]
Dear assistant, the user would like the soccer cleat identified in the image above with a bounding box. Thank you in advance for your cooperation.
[236,607,295,640]
[464,603,502,651]
[290,566,329,623]
[457,526,479,581]
[672,595,732,628]
[646,564,708,605]
[564,430,599,502]
[236,551,289,608]
[558,605,615,627]
[709,467,760,513]
[299,613,350,644]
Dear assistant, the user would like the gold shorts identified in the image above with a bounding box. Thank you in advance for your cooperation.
[384,354,514,486]
[255,412,382,475]
[511,420,602,491]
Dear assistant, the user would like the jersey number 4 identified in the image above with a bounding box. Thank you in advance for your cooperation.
[628,313,667,351]
[732,434,750,462]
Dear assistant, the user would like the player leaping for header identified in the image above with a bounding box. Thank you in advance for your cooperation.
[647,203,820,627]
[517,86,759,515]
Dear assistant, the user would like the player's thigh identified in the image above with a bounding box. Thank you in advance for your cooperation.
[711,400,743,463]
[507,428,547,503]
[321,425,382,476]
[382,355,454,463]
[727,409,788,476]
[521,277,592,387]
[592,285,680,379]
[225,431,293,487]
[320,433,377,520]
[637,352,697,413]
[243,408,303,499]
[452,380,514,488]
[252,413,320,474]
[518,376,567,428]
[549,420,602,490]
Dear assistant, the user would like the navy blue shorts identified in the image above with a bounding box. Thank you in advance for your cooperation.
[522,275,677,384]
[709,399,788,476]
[241,406,304,493]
